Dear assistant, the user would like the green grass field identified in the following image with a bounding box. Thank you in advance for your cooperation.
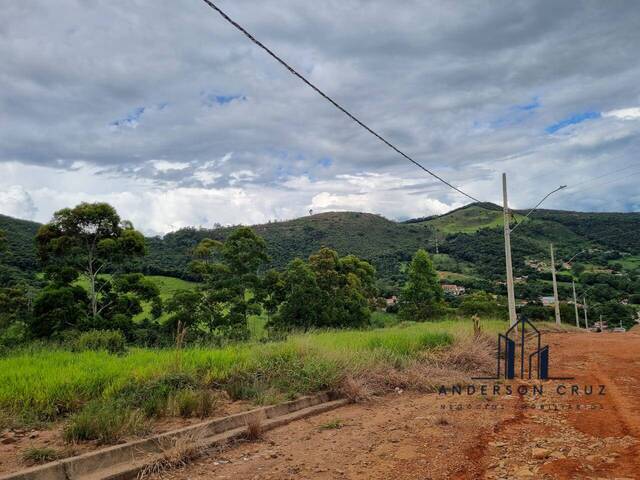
[609,254,640,271]
[0,319,510,427]
[424,205,525,234]
[74,274,199,322]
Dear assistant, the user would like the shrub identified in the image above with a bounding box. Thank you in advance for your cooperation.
[74,330,126,355]
[385,303,399,314]
[167,389,218,418]
[63,400,147,444]
[21,447,61,465]
[115,372,197,417]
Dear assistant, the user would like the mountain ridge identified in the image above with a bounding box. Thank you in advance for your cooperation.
[2,204,640,290]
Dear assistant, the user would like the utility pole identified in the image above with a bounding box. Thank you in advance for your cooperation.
[502,173,517,327]
[434,230,439,254]
[583,295,589,329]
[550,243,561,325]
[572,280,580,328]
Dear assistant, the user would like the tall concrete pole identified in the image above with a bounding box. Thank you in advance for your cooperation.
[583,295,589,329]
[572,280,580,328]
[550,243,561,325]
[502,173,517,327]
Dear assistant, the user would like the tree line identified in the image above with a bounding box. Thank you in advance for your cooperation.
[0,203,447,349]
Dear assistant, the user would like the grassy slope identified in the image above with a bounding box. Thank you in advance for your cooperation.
[0,320,498,422]
[73,274,198,326]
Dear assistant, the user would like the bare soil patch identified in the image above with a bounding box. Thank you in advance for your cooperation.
[147,332,640,479]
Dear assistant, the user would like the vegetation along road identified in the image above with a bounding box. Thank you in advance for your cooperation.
[150,330,640,480]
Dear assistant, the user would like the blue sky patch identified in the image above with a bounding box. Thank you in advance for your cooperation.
[545,111,601,134]
[202,93,247,107]
[515,97,541,111]
[110,106,145,127]
[318,157,332,168]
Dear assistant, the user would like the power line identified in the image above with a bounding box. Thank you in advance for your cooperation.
[200,0,481,203]
[561,226,640,263]
[564,163,639,191]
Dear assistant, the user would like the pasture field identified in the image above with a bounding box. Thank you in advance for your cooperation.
[74,274,199,322]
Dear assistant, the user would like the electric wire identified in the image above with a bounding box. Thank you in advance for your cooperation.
[200,0,481,203]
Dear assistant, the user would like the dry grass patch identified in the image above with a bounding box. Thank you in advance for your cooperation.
[338,375,372,403]
[21,447,63,466]
[244,413,264,441]
[137,432,205,479]
[432,415,451,426]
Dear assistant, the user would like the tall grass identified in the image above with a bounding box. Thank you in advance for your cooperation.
[0,319,513,427]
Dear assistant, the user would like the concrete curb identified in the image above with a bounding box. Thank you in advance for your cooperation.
[2,393,349,480]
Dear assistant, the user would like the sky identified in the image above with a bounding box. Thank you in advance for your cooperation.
[2,1,640,235]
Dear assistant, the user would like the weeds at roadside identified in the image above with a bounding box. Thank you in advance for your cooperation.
[243,414,264,441]
[1,320,505,434]
[137,432,205,480]
[338,375,371,403]
[166,389,219,418]
[21,447,62,465]
[319,419,343,430]
[63,401,148,444]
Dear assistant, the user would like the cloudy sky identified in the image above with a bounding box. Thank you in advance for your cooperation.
[2,1,640,235]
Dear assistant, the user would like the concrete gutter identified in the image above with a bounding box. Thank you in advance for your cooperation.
[2,392,348,480]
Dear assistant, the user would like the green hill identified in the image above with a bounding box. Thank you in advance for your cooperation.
[140,212,437,285]
[3,204,640,293]
[0,214,41,284]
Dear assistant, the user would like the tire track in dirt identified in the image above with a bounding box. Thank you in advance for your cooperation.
[148,332,640,480]
[451,392,527,480]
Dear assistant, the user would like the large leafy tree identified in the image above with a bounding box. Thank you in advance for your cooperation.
[0,229,6,252]
[188,227,269,339]
[35,203,146,318]
[398,249,443,321]
[271,247,376,331]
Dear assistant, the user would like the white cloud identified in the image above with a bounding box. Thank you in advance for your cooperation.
[2,1,640,228]
[150,160,191,172]
[0,185,37,219]
[603,107,640,120]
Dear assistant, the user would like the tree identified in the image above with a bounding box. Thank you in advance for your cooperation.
[571,262,586,278]
[593,301,636,330]
[270,247,376,331]
[31,285,89,338]
[0,229,6,252]
[459,291,507,318]
[0,285,32,330]
[398,249,443,321]
[36,203,146,318]
[257,269,285,322]
[191,227,268,339]
[272,259,325,331]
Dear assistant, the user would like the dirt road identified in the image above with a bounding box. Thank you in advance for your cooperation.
[157,332,640,479]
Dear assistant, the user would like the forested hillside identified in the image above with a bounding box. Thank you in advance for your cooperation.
[3,204,640,293]
[0,214,41,284]
[139,212,436,285]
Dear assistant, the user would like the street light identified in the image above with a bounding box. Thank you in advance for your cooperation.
[510,185,567,233]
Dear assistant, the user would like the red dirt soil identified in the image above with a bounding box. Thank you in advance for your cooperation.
[151,332,640,479]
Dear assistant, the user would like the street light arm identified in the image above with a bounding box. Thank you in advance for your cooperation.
[510,185,567,233]
[565,249,586,265]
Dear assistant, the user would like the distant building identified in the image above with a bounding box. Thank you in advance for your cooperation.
[385,295,398,307]
[540,296,556,307]
[442,284,466,296]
